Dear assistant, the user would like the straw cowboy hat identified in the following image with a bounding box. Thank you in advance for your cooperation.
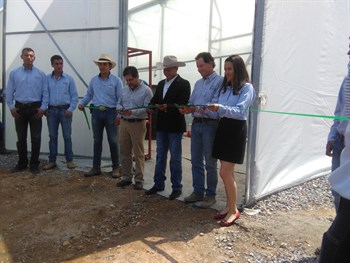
[93,54,116,69]
[161,55,186,68]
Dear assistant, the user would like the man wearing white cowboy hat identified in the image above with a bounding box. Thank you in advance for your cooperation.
[78,54,123,177]
[145,55,191,200]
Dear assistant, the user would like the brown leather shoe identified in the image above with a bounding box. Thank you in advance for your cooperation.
[43,162,57,170]
[67,162,77,169]
[84,167,102,177]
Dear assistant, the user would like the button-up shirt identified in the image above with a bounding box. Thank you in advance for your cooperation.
[47,72,78,112]
[328,79,349,141]
[5,65,49,110]
[189,72,223,119]
[117,81,153,119]
[80,73,123,108]
[215,83,256,120]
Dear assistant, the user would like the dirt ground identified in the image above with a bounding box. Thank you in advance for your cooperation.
[0,164,334,263]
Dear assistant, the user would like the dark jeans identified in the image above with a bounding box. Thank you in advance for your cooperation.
[331,133,345,213]
[319,197,350,262]
[15,107,42,168]
[153,131,183,191]
[47,108,73,162]
[91,109,119,168]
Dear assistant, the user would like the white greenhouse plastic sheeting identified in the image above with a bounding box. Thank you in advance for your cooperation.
[3,0,122,158]
[248,0,350,204]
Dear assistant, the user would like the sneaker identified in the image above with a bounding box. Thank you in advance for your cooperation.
[43,162,57,170]
[194,196,216,209]
[184,192,204,203]
[111,167,121,178]
[84,167,102,177]
[67,162,77,169]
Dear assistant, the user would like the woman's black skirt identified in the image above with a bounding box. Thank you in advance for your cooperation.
[212,118,247,164]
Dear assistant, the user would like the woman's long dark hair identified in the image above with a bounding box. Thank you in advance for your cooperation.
[221,55,249,95]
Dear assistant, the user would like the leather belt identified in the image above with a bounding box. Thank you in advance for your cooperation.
[49,105,69,110]
[15,101,41,108]
[193,117,218,123]
[122,118,145,123]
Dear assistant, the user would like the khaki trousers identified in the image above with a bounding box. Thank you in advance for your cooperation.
[119,119,147,183]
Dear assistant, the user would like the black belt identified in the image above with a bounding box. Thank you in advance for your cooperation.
[49,105,69,110]
[193,117,218,123]
[122,118,145,123]
[15,101,41,108]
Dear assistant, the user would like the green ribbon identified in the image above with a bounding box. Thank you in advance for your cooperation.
[84,104,157,112]
[82,108,90,130]
[249,108,348,121]
[174,104,348,121]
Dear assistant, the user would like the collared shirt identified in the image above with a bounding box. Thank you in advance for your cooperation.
[189,72,223,119]
[117,81,153,119]
[80,73,123,108]
[163,75,177,98]
[47,72,78,112]
[328,78,349,141]
[215,83,256,121]
[5,65,49,110]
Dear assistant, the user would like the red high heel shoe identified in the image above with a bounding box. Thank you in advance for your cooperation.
[219,211,241,227]
[213,211,228,220]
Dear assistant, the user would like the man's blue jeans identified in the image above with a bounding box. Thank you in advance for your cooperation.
[332,133,345,213]
[153,131,183,191]
[191,121,218,197]
[91,109,119,168]
[47,108,73,162]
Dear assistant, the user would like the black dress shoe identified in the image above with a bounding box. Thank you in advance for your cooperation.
[116,180,132,187]
[169,190,182,200]
[11,165,27,173]
[30,166,40,174]
[133,182,143,190]
[145,186,164,195]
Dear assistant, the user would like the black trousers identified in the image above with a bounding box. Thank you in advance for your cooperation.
[14,107,42,168]
[319,197,350,262]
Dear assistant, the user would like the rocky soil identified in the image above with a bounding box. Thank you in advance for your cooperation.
[0,152,334,263]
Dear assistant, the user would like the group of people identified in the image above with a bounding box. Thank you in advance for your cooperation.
[4,47,256,228]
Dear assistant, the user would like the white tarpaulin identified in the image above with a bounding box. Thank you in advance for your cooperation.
[248,0,350,204]
[3,0,124,158]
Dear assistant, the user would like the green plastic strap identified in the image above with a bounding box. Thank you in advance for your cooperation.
[249,108,348,121]
[174,104,348,121]
[82,108,90,130]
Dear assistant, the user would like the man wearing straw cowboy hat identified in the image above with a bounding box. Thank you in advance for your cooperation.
[145,55,191,200]
[78,54,123,177]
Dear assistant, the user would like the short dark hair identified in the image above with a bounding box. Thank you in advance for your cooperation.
[123,66,139,78]
[195,52,216,68]
[21,47,34,55]
[50,55,63,64]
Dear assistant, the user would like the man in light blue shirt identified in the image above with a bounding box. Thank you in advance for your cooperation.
[326,81,348,213]
[78,54,123,177]
[179,52,223,208]
[5,47,49,174]
[43,55,78,171]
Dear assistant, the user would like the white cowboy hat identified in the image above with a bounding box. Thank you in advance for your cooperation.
[93,54,116,69]
[161,55,186,68]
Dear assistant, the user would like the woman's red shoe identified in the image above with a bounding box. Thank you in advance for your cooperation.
[219,211,241,227]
